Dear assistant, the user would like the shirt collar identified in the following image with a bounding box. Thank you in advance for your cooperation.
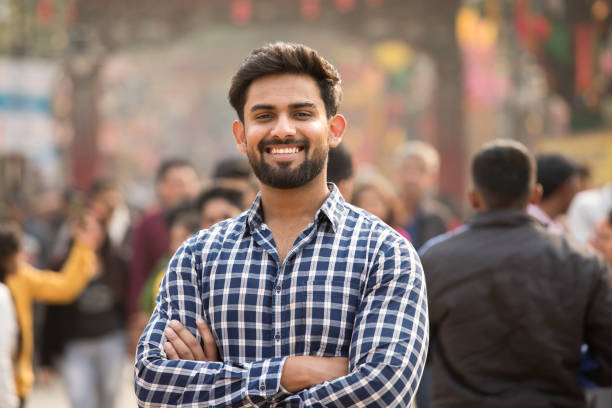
[241,183,347,237]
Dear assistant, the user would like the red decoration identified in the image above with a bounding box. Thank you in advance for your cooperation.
[36,0,54,23]
[575,23,595,92]
[231,0,252,25]
[301,0,320,20]
[335,0,355,14]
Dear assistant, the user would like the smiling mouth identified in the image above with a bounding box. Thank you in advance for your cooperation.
[265,146,305,155]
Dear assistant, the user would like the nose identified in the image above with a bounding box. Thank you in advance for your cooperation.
[270,113,296,138]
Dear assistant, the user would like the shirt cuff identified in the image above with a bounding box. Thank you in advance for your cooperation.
[246,356,288,398]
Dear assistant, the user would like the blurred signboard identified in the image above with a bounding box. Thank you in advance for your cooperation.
[0,57,60,188]
[536,131,612,186]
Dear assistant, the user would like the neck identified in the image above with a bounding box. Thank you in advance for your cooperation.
[538,199,561,220]
[259,174,331,223]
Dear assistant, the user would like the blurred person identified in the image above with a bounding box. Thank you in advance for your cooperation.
[422,140,612,407]
[568,181,612,243]
[212,156,258,204]
[528,153,579,233]
[135,42,427,407]
[394,140,455,250]
[326,144,355,201]
[2,215,102,405]
[352,167,410,240]
[592,210,612,274]
[127,159,199,329]
[0,224,20,408]
[576,163,594,192]
[196,185,245,229]
[138,203,200,316]
[40,181,131,408]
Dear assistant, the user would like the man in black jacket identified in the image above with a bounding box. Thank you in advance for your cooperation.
[422,139,612,408]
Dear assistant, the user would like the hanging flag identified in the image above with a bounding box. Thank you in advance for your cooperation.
[231,0,252,25]
[301,0,320,20]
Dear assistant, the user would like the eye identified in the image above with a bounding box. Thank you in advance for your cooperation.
[254,113,273,120]
[294,111,312,119]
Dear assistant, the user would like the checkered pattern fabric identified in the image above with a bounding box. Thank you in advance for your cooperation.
[135,185,428,407]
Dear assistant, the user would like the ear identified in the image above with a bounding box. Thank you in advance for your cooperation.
[529,183,543,205]
[232,120,247,153]
[327,114,346,148]
[468,188,485,211]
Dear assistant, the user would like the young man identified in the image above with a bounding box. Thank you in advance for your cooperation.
[135,42,428,407]
[422,140,612,407]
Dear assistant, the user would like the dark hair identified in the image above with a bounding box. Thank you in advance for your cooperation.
[0,222,20,282]
[229,42,342,122]
[164,203,200,234]
[213,157,252,180]
[536,154,577,200]
[472,140,535,209]
[327,144,354,184]
[195,186,245,214]
[89,178,118,199]
[156,158,195,182]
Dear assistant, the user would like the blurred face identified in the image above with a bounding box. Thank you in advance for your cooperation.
[232,74,345,189]
[200,198,242,229]
[157,166,199,208]
[354,186,391,224]
[559,175,580,213]
[397,157,435,202]
[2,252,19,278]
[593,221,612,265]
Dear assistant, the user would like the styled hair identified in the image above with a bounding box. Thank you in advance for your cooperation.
[0,222,21,282]
[472,139,536,210]
[327,144,354,185]
[395,140,440,174]
[536,154,577,200]
[229,42,342,122]
[156,158,195,182]
[195,186,245,214]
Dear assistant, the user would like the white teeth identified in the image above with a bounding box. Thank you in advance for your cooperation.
[271,147,299,154]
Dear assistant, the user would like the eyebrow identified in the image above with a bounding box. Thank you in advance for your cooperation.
[249,102,317,112]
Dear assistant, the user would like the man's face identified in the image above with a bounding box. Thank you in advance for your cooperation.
[232,74,344,189]
[200,198,242,229]
[157,166,200,208]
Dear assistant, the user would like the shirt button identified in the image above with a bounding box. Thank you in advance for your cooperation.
[275,285,281,294]
[259,383,266,391]
[274,332,281,342]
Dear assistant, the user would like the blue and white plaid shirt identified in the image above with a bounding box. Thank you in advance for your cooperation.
[135,185,428,407]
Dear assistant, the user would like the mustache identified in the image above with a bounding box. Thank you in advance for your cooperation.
[257,137,310,153]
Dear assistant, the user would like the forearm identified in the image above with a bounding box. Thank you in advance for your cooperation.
[135,346,287,407]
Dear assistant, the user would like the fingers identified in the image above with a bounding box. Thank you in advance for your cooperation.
[197,318,219,361]
[164,320,206,361]
[163,341,179,360]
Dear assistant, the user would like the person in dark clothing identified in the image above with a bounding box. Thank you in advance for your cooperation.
[421,139,612,408]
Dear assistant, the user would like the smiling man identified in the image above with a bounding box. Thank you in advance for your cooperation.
[134,42,428,407]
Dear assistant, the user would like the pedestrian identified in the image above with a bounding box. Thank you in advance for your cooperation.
[134,42,428,407]
[422,140,612,407]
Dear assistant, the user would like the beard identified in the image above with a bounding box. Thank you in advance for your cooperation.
[247,137,327,189]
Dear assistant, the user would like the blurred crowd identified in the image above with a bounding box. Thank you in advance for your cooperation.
[1,139,611,407]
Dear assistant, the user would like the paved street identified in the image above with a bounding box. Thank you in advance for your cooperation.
[26,360,137,408]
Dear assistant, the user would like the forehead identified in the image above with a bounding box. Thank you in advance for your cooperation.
[245,74,323,109]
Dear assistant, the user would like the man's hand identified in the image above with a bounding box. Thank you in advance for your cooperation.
[281,356,349,393]
[163,318,220,362]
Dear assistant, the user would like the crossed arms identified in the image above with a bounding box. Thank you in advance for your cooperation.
[134,240,428,407]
